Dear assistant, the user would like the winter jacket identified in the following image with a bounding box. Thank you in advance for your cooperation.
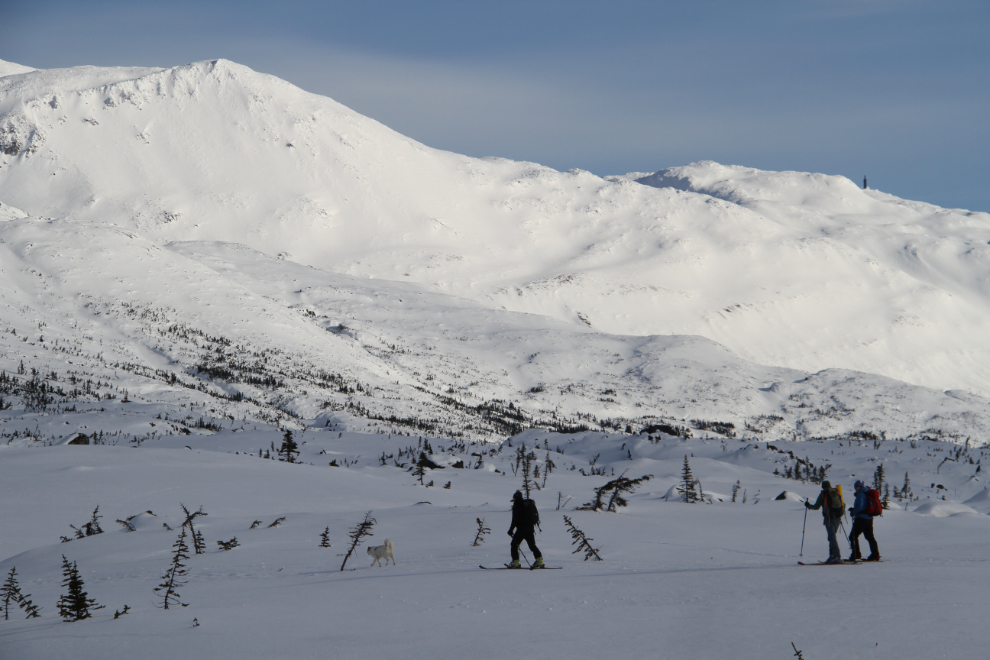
[851,488,873,520]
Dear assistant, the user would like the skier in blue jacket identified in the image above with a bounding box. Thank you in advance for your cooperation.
[848,480,881,561]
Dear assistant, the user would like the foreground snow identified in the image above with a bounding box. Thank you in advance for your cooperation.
[2,428,988,659]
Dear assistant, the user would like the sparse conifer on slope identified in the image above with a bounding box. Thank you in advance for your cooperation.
[154,528,190,609]
[57,556,103,621]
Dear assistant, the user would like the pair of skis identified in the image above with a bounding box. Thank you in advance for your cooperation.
[797,559,883,565]
[479,564,561,570]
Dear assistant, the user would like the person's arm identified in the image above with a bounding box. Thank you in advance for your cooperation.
[805,492,824,510]
[851,490,865,517]
[508,505,518,536]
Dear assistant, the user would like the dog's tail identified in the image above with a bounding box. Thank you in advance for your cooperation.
[384,538,394,552]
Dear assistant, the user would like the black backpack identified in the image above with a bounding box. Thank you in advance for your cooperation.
[519,499,540,527]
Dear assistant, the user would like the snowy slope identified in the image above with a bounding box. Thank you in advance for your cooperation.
[0,59,989,400]
[2,428,989,659]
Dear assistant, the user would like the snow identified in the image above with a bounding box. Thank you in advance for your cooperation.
[2,56,990,658]
[2,429,989,659]
[0,58,989,399]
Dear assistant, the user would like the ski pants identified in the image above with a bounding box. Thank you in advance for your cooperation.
[849,518,879,559]
[823,516,841,560]
[510,527,542,562]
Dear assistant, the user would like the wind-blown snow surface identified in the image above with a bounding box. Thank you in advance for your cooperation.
[1,58,990,399]
[2,429,989,659]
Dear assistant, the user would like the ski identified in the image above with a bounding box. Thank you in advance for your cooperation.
[797,561,861,565]
[479,565,562,570]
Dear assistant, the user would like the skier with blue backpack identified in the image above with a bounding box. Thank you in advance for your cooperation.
[508,490,544,568]
[847,480,881,562]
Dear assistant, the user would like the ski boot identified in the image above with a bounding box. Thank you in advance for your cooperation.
[533,557,545,569]
[508,560,522,569]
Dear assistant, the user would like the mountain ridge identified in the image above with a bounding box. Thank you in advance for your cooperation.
[0,58,989,444]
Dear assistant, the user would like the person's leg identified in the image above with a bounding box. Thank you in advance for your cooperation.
[849,520,863,560]
[825,517,841,560]
[524,530,542,559]
[864,519,880,558]
[510,530,524,562]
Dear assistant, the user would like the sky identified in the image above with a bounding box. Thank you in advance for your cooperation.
[3,0,988,212]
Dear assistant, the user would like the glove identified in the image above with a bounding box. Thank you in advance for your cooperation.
[804,501,810,509]
[507,530,513,537]
[849,508,854,515]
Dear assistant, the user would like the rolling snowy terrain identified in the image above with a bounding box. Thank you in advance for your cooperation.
[2,429,989,659]
[2,56,990,658]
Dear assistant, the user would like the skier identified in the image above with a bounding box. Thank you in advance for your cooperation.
[507,490,544,568]
[848,480,881,562]
[805,480,844,563]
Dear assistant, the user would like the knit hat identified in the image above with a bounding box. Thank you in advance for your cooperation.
[854,480,865,490]
[512,490,523,502]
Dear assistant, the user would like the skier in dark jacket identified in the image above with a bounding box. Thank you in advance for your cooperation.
[508,490,544,568]
[848,480,881,561]
[805,480,844,563]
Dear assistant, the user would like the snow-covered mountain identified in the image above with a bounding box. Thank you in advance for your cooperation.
[1,57,989,445]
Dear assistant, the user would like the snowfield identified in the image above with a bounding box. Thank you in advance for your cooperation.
[2,430,989,660]
[2,56,990,659]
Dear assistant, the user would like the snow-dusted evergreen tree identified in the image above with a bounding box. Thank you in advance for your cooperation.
[179,503,208,554]
[216,537,239,551]
[340,511,375,571]
[731,480,742,503]
[520,449,537,498]
[2,567,40,620]
[412,452,436,486]
[57,556,103,621]
[154,528,190,609]
[873,463,886,492]
[278,429,299,463]
[579,471,653,512]
[472,517,491,546]
[563,515,603,561]
[902,471,911,498]
[676,456,699,503]
[319,526,332,548]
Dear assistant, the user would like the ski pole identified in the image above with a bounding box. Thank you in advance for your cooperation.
[839,520,850,547]
[799,500,808,557]
[519,548,532,568]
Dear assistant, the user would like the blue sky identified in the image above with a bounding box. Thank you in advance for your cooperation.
[4,0,988,211]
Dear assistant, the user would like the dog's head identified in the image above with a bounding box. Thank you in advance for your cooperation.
[366,546,374,555]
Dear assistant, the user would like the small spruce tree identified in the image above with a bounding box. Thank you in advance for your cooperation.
[472,517,491,546]
[179,504,208,554]
[676,455,699,503]
[339,511,375,571]
[319,526,332,548]
[563,515,603,561]
[57,556,103,621]
[873,463,886,492]
[2,567,41,619]
[731,480,741,503]
[278,429,300,463]
[154,528,190,609]
[579,471,654,512]
[216,537,239,551]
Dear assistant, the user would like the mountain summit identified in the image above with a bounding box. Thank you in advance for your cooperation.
[1,59,989,440]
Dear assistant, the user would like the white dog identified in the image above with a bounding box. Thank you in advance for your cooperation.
[367,539,395,567]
